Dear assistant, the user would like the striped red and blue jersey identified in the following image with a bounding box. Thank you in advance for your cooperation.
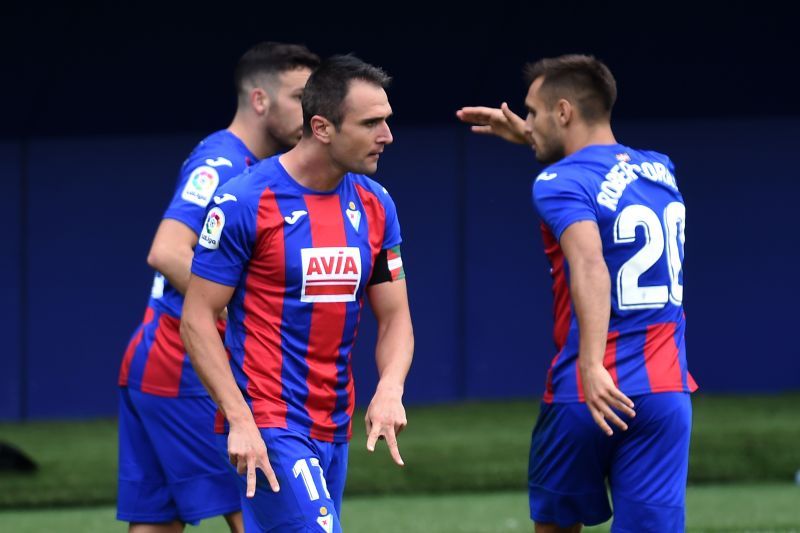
[191,155,402,443]
[533,143,697,403]
[118,130,257,397]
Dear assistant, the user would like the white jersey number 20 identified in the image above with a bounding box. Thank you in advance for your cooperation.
[613,202,685,310]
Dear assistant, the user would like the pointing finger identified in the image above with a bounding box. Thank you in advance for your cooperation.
[245,456,257,498]
[385,428,404,466]
[258,455,280,493]
[471,125,494,135]
[366,425,381,452]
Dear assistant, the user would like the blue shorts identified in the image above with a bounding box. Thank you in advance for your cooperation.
[117,387,240,524]
[528,392,691,532]
[217,427,348,532]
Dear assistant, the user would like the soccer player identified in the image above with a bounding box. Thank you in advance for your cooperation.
[457,54,696,532]
[117,42,319,532]
[181,54,413,533]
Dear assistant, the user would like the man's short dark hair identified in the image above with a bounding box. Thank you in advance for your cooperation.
[524,54,617,123]
[234,42,320,105]
[301,54,391,134]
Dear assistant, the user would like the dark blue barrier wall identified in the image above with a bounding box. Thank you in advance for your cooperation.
[2,120,799,420]
[462,135,553,399]
[1,142,22,420]
[22,135,197,418]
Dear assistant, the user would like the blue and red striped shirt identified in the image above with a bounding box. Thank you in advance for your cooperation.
[191,155,402,442]
[533,144,697,403]
[119,130,256,396]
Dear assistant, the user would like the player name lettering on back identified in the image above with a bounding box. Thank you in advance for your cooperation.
[597,161,678,211]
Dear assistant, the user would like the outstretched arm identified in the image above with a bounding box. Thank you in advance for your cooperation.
[364,278,414,466]
[456,102,529,145]
[181,275,279,496]
[560,221,636,436]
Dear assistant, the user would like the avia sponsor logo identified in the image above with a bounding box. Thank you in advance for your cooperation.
[301,247,361,303]
[597,160,678,211]
[181,165,219,207]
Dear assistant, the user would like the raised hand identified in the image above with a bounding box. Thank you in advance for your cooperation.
[456,102,529,144]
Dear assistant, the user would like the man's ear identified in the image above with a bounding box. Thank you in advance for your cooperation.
[310,115,332,144]
[556,98,573,126]
[250,88,270,116]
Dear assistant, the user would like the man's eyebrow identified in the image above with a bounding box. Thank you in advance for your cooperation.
[360,112,393,123]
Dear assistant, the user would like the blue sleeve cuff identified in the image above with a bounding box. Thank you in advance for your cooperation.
[163,210,203,235]
[191,260,240,287]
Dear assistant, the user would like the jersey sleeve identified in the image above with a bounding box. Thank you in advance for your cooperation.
[379,186,402,249]
[191,193,255,287]
[163,158,243,235]
[532,169,597,240]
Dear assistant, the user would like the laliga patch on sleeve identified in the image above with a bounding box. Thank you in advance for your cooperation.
[199,207,225,249]
[181,166,220,207]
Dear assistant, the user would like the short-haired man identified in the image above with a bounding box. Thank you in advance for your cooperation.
[458,54,696,532]
[117,42,319,532]
[182,55,414,533]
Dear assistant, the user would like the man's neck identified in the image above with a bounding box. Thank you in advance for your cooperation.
[564,123,617,157]
[279,140,345,192]
[227,112,279,160]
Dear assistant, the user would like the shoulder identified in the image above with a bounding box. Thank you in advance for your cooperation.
[213,158,284,209]
[636,148,676,173]
[184,131,253,178]
[348,174,396,205]
[532,159,590,198]
[349,173,389,194]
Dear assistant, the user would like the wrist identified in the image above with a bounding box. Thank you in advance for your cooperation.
[223,405,254,427]
[376,380,404,397]
[578,357,605,373]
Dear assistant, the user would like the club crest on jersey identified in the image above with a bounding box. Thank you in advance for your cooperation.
[316,506,333,533]
[301,247,361,303]
[199,207,225,249]
[345,201,361,231]
[181,165,219,207]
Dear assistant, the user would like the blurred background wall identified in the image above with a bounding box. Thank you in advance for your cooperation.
[2,2,798,420]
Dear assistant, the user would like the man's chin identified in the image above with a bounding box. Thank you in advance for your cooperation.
[535,150,563,166]
[355,162,378,176]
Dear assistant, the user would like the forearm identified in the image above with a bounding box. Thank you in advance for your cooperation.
[374,314,414,394]
[181,313,251,424]
[147,219,200,295]
[570,258,611,370]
